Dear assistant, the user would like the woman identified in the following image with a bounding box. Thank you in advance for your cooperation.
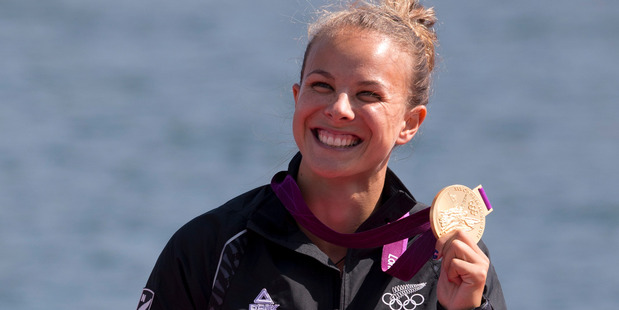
[137,1,506,309]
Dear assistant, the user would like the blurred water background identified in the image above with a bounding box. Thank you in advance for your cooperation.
[1,0,618,309]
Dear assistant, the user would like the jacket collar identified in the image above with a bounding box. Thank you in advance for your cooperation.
[248,153,428,245]
[286,152,426,228]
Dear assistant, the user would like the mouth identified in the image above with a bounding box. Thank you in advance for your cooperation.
[313,129,362,148]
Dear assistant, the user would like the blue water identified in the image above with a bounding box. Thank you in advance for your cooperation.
[1,0,618,309]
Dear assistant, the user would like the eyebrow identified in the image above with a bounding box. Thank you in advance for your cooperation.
[357,80,385,88]
[304,69,333,80]
[305,69,387,89]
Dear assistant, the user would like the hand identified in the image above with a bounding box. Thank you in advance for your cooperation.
[434,230,489,310]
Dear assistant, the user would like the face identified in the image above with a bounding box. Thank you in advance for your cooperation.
[292,29,426,181]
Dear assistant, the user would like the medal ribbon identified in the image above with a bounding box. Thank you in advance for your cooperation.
[271,172,437,281]
[478,187,493,211]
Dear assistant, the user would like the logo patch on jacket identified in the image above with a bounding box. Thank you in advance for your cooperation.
[136,288,154,310]
[249,288,280,310]
[381,283,426,310]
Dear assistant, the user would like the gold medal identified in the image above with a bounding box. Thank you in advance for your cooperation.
[429,184,493,242]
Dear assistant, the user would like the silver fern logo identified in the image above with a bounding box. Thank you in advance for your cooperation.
[381,283,426,310]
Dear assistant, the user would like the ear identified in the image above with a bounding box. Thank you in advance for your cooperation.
[292,83,300,107]
[396,105,427,145]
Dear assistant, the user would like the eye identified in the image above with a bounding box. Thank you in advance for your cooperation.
[357,91,382,102]
[310,82,333,93]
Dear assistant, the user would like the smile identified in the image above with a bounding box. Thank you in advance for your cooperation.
[314,129,361,148]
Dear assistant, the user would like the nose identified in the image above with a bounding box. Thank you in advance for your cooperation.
[324,93,355,121]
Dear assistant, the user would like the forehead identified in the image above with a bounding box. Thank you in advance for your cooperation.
[304,29,414,87]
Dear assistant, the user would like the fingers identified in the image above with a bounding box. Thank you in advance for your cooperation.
[435,230,486,263]
[445,256,489,285]
[435,230,489,284]
[435,230,489,309]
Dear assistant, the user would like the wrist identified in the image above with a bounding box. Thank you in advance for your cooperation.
[437,296,488,310]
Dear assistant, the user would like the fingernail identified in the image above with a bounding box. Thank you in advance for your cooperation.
[432,249,439,260]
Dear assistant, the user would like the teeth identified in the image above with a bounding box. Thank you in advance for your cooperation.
[317,130,359,147]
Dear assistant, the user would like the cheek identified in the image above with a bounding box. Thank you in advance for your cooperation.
[292,102,310,127]
[292,93,322,125]
[364,107,406,140]
[365,105,399,126]
[292,104,312,141]
[292,110,303,136]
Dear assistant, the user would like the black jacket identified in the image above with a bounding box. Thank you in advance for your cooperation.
[139,154,506,309]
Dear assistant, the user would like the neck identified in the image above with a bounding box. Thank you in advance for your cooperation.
[296,162,387,234]
[294,158,388,269]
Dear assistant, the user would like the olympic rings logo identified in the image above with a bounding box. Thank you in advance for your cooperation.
[381,292,425,310]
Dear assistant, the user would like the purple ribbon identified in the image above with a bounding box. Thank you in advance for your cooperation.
[478,187,493,211]
[271,173,436,281]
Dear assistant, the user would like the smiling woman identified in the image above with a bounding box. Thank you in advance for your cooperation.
[292,29,422,184]
[138,1,506,309]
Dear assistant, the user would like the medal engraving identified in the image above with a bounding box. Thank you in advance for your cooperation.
[430,185,492,242]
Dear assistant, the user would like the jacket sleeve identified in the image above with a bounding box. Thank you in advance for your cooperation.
[137,218,216,310]
[136,186,267,310]
[480,260,507,310]
[480,239,507,310]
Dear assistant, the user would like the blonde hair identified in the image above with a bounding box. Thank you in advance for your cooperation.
[300,0,438,107]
